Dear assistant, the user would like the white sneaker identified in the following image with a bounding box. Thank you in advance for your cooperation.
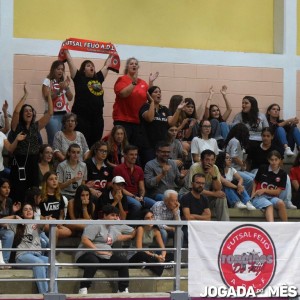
[118,288,129,293]
[246,201,256,210]
[78,288,88,295]
[284,147,294,156]
[164,261,175,269]
[234,201,247,209]
[285,201,297,209]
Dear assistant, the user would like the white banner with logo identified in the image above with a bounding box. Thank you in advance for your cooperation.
[188,221,300,298]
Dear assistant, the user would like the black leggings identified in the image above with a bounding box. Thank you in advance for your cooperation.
[77,252,129,292]
[129,251,174,276]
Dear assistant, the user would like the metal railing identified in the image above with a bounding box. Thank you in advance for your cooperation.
[0,219,188,295]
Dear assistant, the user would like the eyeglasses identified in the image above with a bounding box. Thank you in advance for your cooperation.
[97,149,108,154]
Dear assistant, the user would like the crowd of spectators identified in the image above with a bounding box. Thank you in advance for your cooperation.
[1,53,300,294]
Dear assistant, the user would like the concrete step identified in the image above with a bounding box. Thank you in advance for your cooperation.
[0,268,187,294]
[213,208,300,221]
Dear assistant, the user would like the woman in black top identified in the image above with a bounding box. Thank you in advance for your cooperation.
[64,49,113,147]
[139,86,186,166]
[9,84,53,203]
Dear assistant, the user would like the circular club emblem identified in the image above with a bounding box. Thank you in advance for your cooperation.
[218,224,276,293]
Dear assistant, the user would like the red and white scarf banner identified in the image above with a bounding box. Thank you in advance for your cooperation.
[188,221,300,299]
[58,37,120,73]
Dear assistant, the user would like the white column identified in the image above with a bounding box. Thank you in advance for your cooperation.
[281,0,298,118]
[0,0,14,107]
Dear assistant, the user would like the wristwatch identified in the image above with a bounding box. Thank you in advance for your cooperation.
[212,176,218,180]
[132,81,137,86]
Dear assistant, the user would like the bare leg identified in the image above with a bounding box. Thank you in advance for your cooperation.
[275,200,288,221]
[265,205,274,222]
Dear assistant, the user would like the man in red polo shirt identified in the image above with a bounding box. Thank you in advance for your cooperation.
[113,145,156,219]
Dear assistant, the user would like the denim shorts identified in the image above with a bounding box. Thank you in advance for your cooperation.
[252,195,281,209]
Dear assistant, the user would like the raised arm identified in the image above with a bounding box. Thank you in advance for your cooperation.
[11,83,28,131]
[1,101,9,134]
[100,55,113,79]
[141,93,155,122]
[168,99,187,126]
[38,88,53,130]
[148,72,159,88]
[64,49,77,79]
[220,85,232,121]
[203,86,214,120]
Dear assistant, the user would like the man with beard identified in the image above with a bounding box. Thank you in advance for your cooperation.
[180,173,211,246]
[113,145,155,219]
[188,149,229,221]
[181,173,211,220]
[144,141,188,201]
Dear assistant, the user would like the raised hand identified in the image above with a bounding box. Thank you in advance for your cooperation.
[104,54,113,67]
[132,71,138,83]
[177,99,188,111]
[2,100,8,114]
[220,85,227,95]
[147,92,154,103]
[209,86,214,97]
[12,201,21,213]
[23,82,28,98]
[149,71,159,83]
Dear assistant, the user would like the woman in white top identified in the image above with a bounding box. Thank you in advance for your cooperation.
[42,60,73,146]
[57,143,87,200]
[53,112,89,163]
[215,152,255,210]
[191,119,219,162]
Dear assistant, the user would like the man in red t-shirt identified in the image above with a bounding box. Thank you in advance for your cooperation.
[113,145,156,219]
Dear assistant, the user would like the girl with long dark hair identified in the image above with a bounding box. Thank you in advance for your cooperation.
[9,202,58,293]
[251,151,288,221]
[203,85,231,147]
[224,123,255,195]
[66,185,95,235]
[232,95,268,148]
[266,103,300,156]
[9,83,53,203]
[42,60,73,145]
